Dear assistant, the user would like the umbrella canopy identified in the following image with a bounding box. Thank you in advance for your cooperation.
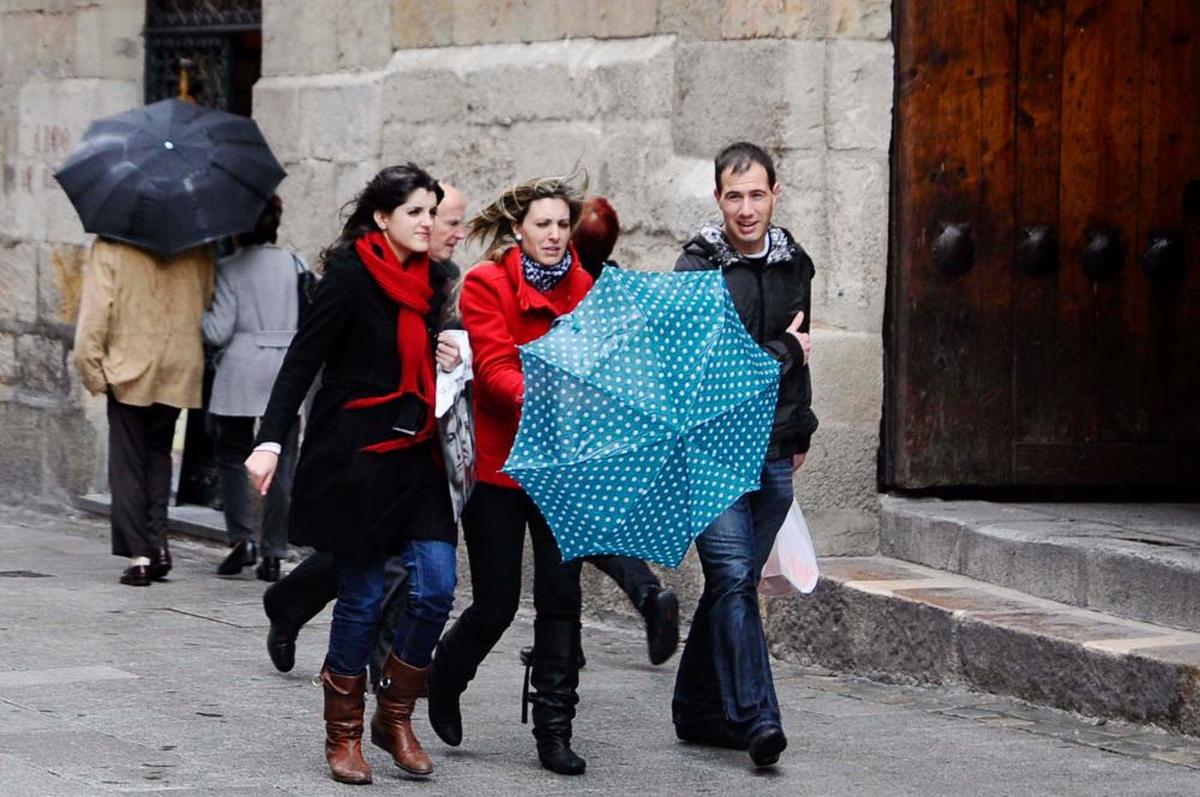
[503,268,780,568]
[54,98,286,257]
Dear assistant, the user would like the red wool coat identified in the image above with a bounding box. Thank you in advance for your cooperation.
[459,244,593,488]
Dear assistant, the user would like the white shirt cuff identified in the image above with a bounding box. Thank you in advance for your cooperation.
[253,442,283,455]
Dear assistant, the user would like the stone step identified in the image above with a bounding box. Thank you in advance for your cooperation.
[77,492,227,546]
[763,555,1200,736]
[879,497,1200,632]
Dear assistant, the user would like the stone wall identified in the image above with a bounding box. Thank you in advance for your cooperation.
[0,1,892,559]
[0,0,144,505]
[257,0,893,556]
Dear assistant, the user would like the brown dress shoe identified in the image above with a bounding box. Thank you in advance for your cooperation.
[320,667,373,785]
[371,652,433,776]
[119,565,151,587]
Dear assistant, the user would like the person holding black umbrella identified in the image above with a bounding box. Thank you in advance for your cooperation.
[243,164,462,785]
[73,239,214,586]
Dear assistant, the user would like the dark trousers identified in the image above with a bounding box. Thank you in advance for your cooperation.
[263,550,409,686]
[213,414,298,558]
[456,482,582,650]
[107,395,180,558]
[586,554,659,610]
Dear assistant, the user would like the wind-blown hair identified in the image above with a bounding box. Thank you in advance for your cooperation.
[319,163,443,272]
[466,173,587,262]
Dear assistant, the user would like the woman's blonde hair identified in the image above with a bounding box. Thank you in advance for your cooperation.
[466,173,588,262]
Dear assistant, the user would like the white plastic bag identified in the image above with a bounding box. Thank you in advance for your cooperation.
[759,499,819,596]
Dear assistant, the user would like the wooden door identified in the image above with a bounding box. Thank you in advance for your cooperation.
[886,0,1200,489]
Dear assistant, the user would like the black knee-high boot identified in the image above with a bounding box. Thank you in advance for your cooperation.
[427,619,496,746]
[530,618,586,776]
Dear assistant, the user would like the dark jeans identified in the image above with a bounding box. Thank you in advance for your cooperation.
[325,541,456,675]
[107,395,180,558]
[213,414,298,558]
[456,482,582,651]
[586,554,659,610]
[673,458,794,738]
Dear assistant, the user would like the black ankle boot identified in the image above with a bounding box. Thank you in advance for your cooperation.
[217,540,257,575]
[427,621,494,747]
[530,619,586,776]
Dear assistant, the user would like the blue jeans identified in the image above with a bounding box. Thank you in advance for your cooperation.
[326,540,456,675]
[672,458,794,738]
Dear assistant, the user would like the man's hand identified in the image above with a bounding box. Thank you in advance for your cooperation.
[245,450,279,496]
[785,310,812,365]
[436,332,462,372]
[792,452,807,472]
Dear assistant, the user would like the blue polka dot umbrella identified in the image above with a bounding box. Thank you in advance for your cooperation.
[503,268,780,568]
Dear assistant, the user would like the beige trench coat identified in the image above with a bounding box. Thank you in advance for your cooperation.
[73,238,214,409]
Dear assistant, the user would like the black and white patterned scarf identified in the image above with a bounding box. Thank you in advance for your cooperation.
[521,250,573,293]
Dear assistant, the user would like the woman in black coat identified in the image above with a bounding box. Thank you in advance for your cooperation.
[244,164,460,785]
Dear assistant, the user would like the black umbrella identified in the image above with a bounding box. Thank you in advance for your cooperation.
[54,99,286,257]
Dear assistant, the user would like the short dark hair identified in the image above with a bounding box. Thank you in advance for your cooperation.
[235,194,283,247]
[714,142,777,192]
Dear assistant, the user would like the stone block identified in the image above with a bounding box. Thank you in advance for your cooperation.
[296,73,385,161]
[564,0,658,39]
[656,0,724,40]
[263,0,391,76]
[275,159,337,264]
[0,400,47,499]
[795,419,880,514]
[0,9,75,82]
[72,0,143,81]
[0,240,39,322]
[826,39,893,151]
[774,147,828,272]
[392,0,455,49]
[44,404,100,497]
[720,0,827,40]
[673,40,825,158]
[450,0,564,45]
[250,79,303,163]
[0,332,17,383]
[823,151,888,333]
[16,333,65,394]
[592,119,677,234]
[383,36,674,127]
[828,0,892,39]
[17,78,139,160]
[40,243,88,325]
[808,328,882,426]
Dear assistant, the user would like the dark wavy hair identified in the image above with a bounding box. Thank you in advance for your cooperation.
[319,163,444,272]
[234,194,283,247]
[572,195,620,276]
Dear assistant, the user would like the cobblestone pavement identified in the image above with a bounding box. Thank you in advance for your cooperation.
[1,505,1199,796]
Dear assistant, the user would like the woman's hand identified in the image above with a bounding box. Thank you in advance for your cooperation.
[245,450,280,497]
[436,332,463,372]
[785,310,812,365]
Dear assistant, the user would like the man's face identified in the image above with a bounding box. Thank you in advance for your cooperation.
[715,163,781,255]
[429,187,467,262]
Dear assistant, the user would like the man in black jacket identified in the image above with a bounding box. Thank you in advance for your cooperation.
[672,142,817,768]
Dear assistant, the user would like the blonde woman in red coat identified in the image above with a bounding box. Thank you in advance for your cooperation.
[427,176,593,775]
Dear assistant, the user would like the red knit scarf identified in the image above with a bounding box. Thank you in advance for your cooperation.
[346,231,436,453]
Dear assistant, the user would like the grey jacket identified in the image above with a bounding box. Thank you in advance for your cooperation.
[675,223,818,458]
[202,244,307,417]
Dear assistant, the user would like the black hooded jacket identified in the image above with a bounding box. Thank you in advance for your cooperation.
[674,223,818,458]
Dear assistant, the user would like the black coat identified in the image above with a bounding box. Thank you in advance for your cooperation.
[675,224,819,458]
[256,251,457,555]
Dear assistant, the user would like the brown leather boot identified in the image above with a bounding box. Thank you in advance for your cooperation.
[321,667,373,785]
[370,652,434,776]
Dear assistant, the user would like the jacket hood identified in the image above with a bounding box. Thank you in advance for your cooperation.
[685,222,799,269]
